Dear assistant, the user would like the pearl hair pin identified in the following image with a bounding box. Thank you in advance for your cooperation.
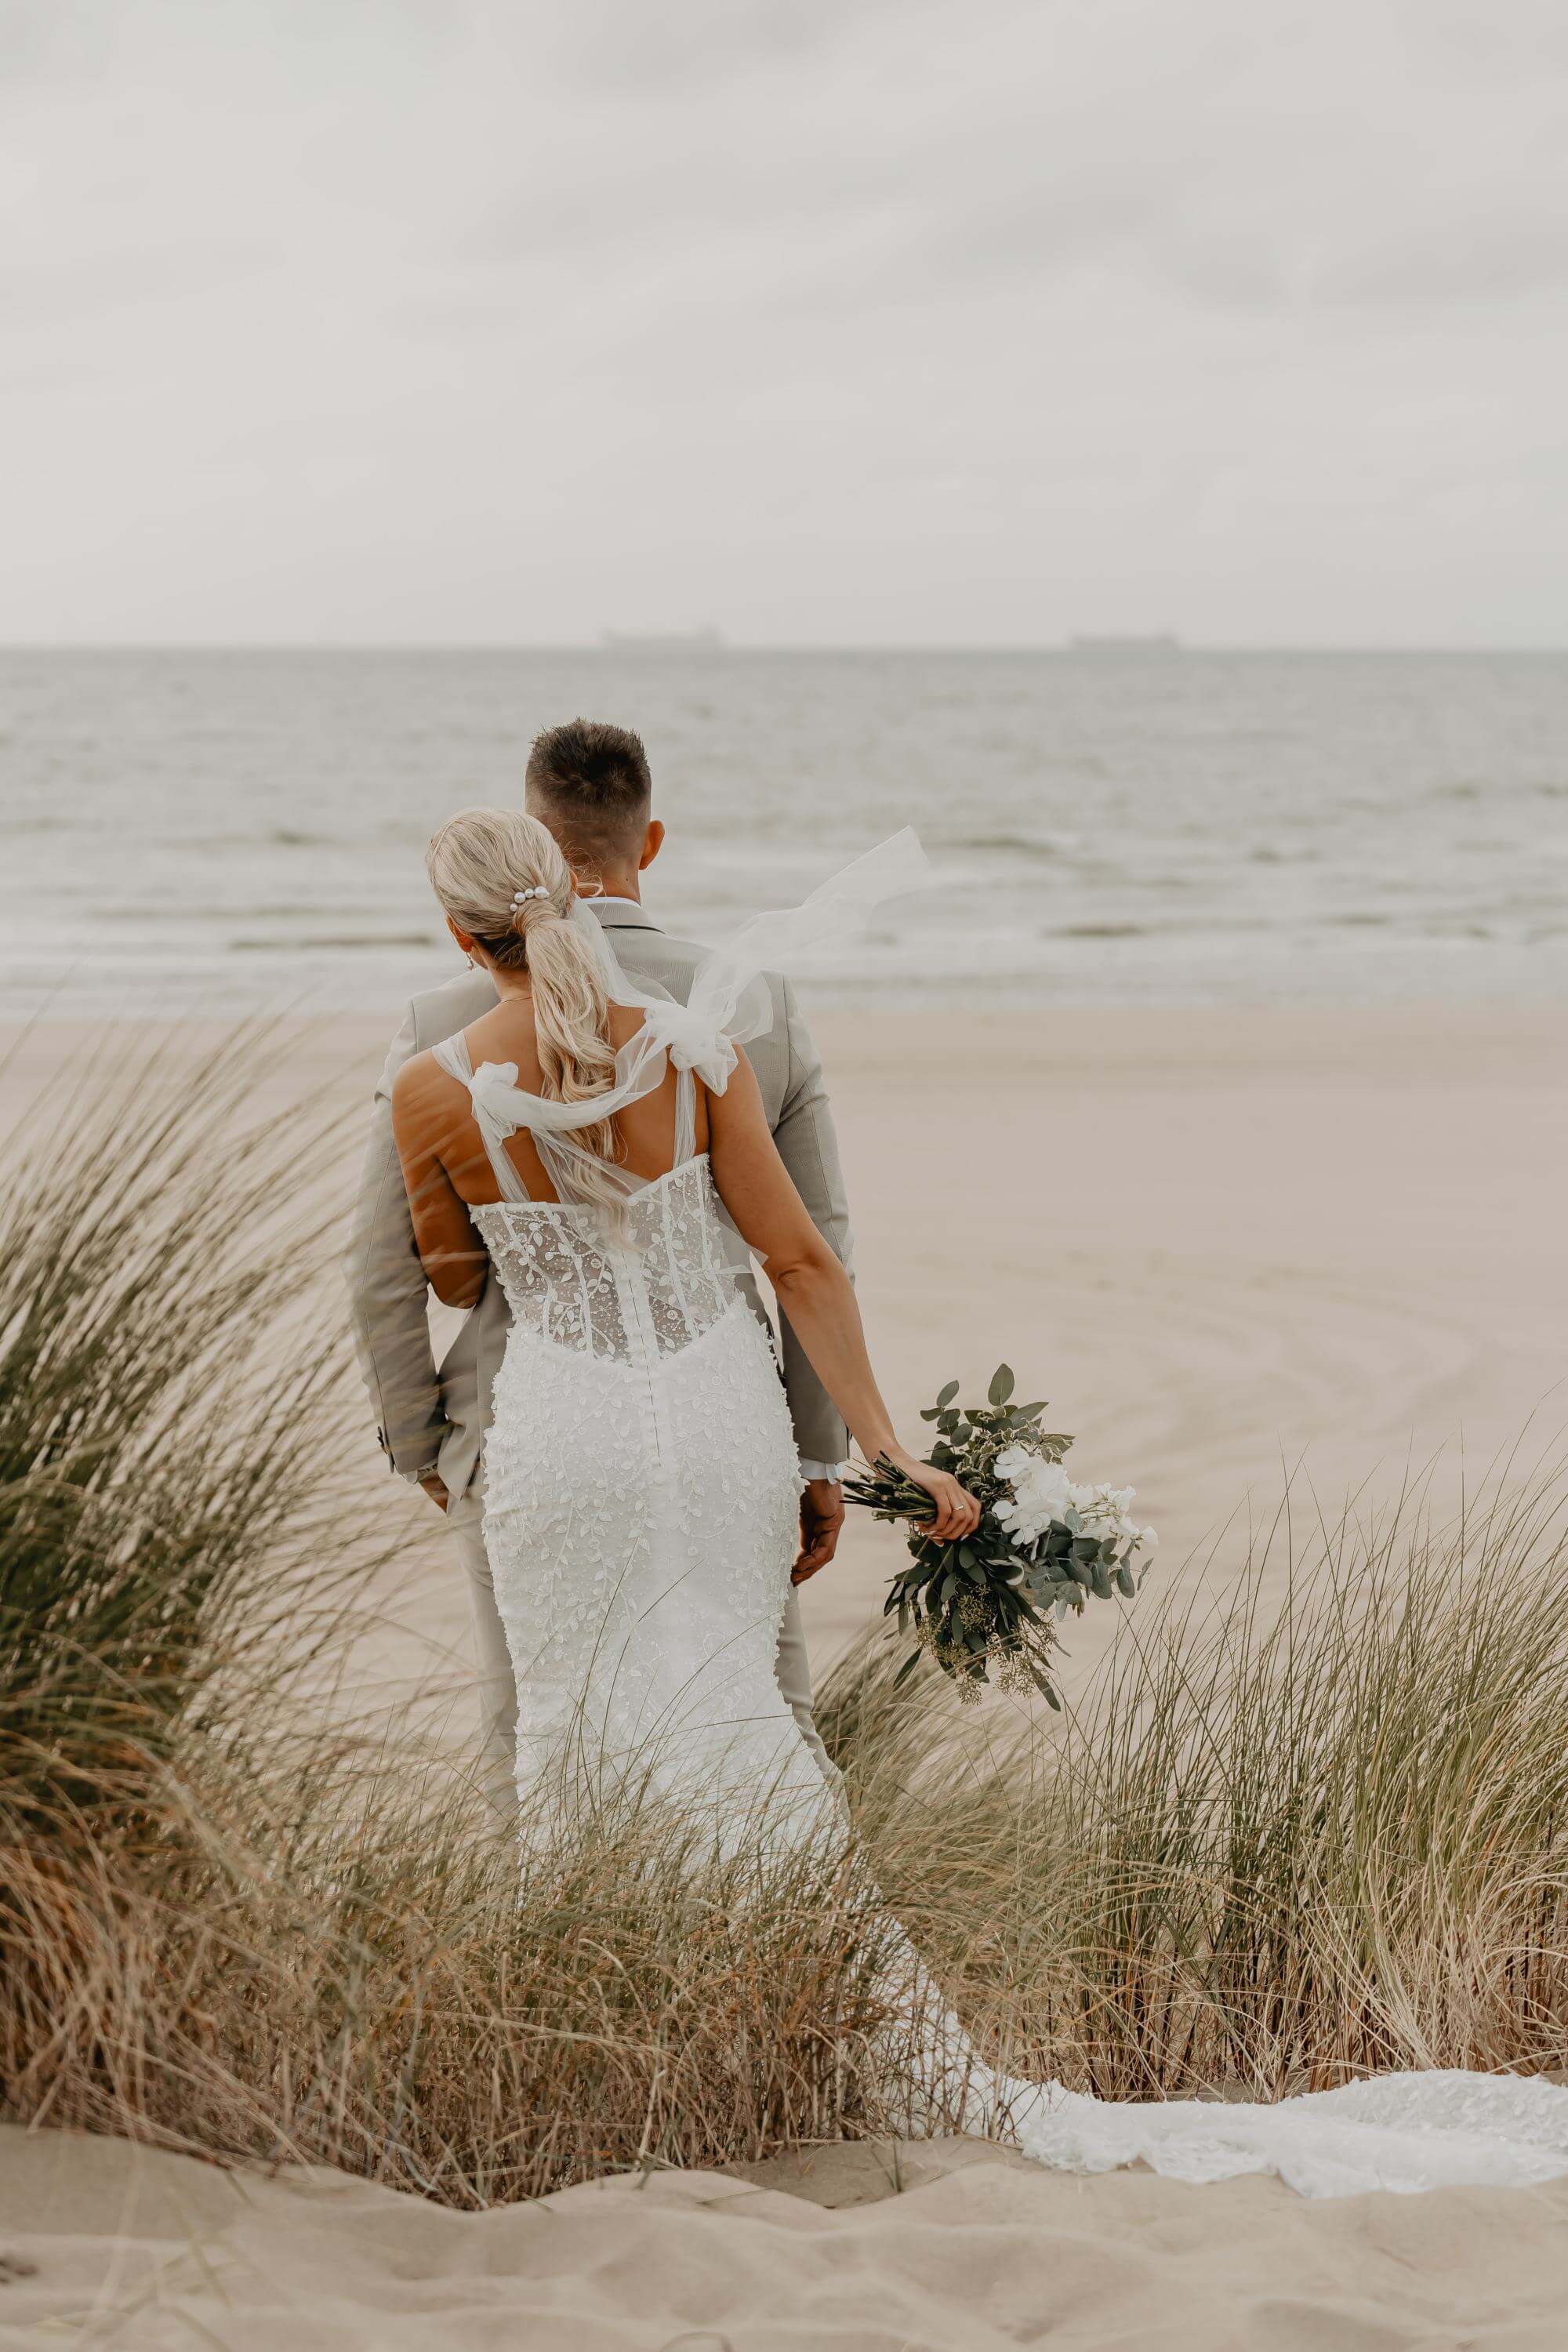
[510,886,550,908]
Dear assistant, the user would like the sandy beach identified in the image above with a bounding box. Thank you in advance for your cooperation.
[805,1000,1568,1665]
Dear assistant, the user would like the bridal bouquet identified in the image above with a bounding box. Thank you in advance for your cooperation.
[843,1366,1157,1707]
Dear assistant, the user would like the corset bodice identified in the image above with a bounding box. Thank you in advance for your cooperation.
[470,1154,744,1366]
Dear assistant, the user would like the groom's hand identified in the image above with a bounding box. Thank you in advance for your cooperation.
[417,1472,451,1514]
[793,1477,844,1584]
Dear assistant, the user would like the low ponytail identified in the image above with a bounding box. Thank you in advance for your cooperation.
[424,808,626,1205]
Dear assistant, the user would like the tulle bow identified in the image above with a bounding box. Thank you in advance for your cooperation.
[468,1059,522,1110]
[637,1001,739,1092]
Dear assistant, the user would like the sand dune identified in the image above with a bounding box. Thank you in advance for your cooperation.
[7,2122,1568,2350]
[5,1006,1568,2340]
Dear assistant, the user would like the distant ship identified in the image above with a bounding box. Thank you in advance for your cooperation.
[601,627,724,654]
[1069,633,1181,655]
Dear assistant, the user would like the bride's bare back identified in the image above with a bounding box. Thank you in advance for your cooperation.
[391,993,714,1309]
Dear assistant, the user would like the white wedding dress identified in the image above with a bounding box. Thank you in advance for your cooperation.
[433,833,1568,2202]
[433,1033,836,1851]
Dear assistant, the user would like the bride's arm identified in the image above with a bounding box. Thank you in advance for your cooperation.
[706,1053,980,1543]
[390,1057,488,1311]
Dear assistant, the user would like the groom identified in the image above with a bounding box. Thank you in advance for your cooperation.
[346,718,852,1816]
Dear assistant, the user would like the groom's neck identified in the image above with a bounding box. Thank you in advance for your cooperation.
[575,863,642,904]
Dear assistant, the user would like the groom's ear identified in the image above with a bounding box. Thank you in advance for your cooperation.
[638,819,665,873]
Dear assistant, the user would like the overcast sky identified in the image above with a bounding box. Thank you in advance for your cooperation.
[3,0,1566,644]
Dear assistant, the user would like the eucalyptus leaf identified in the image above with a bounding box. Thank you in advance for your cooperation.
[988,1363,1015,1406]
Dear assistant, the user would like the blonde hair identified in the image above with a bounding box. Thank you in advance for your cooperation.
[424,808,623,1194]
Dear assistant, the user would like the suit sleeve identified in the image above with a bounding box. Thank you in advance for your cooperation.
[343,1004,448,1479]
[769,976,852,1469]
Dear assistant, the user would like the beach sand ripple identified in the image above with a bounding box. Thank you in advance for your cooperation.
[6,2123,1568,2350]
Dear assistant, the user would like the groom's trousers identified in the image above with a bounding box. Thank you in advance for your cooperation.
[447,1490,836,1820]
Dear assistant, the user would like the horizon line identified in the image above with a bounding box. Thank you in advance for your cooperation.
[2,638,1567,657]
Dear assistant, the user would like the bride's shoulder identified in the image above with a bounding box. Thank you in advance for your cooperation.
[391,1046,452,1112]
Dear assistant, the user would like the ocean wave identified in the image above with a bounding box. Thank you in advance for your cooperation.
[949,830,1065,859]
[230,932,438,953]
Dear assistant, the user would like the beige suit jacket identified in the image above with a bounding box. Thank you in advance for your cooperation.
[344,899,852,1502]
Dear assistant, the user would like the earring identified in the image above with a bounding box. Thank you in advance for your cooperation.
[465,953,475,968]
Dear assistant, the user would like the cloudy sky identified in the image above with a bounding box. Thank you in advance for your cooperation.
[3,0,1566,644]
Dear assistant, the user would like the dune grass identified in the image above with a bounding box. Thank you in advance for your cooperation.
[0,1027,362,1842]
[5,1034,1568,2205]
[836,1455,1568,2103]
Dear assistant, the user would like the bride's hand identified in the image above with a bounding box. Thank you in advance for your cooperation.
[884,1446,981,1543]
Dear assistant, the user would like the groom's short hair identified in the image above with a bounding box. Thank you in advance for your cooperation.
[526,719,652,863]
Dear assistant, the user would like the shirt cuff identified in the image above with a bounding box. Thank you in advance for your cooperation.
[798,1458,844,1484]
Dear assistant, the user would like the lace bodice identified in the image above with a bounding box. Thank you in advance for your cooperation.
[431,1014,751,1369]
[470,1156,742,1364]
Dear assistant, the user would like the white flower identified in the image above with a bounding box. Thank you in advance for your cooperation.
[993,1448,1076,1548]
[994,1449,1156,1562]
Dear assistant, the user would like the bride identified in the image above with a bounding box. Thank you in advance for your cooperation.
[391,805,1568,2202]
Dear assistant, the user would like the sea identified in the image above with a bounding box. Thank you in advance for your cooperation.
[3,646,1566,1018]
